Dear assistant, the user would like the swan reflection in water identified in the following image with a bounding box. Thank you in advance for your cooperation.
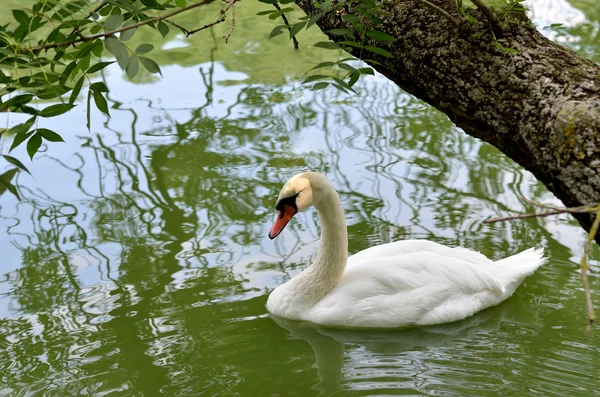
[270,296,538,397]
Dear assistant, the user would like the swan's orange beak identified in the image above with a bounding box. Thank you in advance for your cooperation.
[268,204,296,239]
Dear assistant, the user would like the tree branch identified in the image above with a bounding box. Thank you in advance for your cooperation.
[485,196,600,329]
[484,198,600,223]
[28,0,217,53]
[183,0,237,37]
[415,0,460,29]
[68,1,108,39]
[274,3,300,49]
[470,0,503,38]
[223,0,236,43]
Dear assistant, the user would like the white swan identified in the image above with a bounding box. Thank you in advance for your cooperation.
[266,172,545,329]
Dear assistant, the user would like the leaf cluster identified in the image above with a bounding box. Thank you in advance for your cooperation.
[258,0,395,93]
[1,0,168,165]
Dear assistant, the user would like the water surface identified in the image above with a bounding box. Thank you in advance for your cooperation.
[0,1,599,395]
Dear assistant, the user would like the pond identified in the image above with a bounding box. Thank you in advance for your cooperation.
[0,0,599,395]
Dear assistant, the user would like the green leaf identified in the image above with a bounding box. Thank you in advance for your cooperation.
[268,11,283,20]
[314,41,341,50]
[36,85,71,100]
[99,4,112,16]
[366,30,395,41]
[495,41,519,53]
[0,94,34,111]
[364,45,393,57]
[40,103,75,118]
[358,67,374,75]
[120,26,137,41]
[26,133,42,160]
[157,21,169,38]
[338,63,357,73]
[86,61,115,74]
[10,130,34,152]
[126,56,139,79]
[342,14,359,26]
[289,21,306,39]
[306,14,321,29]
[12,10,29,26]
[104,36,127,60]
[175,0,187,6]
[37,128,64,142]
[269,25,284,39]
[92,89,110,116]
[327,28,348,36]
[105,14,124,31]
[338,40,362,48]
[61,60,78,81]
[310,61,335,70]
[312,82,329,90]
[257,10,276,15]
[8,117,36,152]
[0,168,20,200]
[333,77,355,93]
[2,155,30,175]
[135,44,154,54]
[139,56,162,75]
[348,71,360,87]
[332,83,349,93]
[86,88,92,131]
[91,40,104,57]
[90,81,109,93]
[303,74,329,84]
[69,76,85,104]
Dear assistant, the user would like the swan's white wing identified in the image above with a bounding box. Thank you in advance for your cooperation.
[348,239,493,267]
[306,251,505,328]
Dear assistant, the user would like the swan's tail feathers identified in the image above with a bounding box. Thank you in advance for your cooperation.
[492,248,546,292]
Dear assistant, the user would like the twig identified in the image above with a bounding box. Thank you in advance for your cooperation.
[274,3,300,49]
[470,0,503,38]
[166,20,191,36]
[68,1,108,38]
[186,0,236,37]
[485,198,600,223]
[484,209,572,223]
[414,0,460,29]
[485,197,600,330]
[223,0,236,43]
[27,0,217,53]
[582,207,600,331]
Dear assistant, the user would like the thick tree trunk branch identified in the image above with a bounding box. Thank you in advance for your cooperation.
[296,0,600,243]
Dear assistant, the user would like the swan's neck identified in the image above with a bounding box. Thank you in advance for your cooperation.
[303,187,348,295]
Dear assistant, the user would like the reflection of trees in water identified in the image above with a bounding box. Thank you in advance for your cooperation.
[0,64,580,394]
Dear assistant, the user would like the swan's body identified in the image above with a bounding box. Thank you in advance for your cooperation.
[266,172,545,329]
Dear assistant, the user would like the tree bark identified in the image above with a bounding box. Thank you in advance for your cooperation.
[295,0,600,242]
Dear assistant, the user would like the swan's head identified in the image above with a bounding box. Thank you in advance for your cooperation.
[268,172,327,239]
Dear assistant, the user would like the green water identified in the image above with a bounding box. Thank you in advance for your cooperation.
[1,1,600,395]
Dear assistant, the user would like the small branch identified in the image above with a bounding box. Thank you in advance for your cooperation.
[582,207,600,331]
[68,1,108,38]
[166,20,191,36]
[485,197,600,223]
[28,0,217,53]
[223,0,236,43]
[485,196,600,330]
[186,0,236,37]
[414,0,460,29]
[274,3,300,49]
[470,0,503,38]
[484,209,570,223]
